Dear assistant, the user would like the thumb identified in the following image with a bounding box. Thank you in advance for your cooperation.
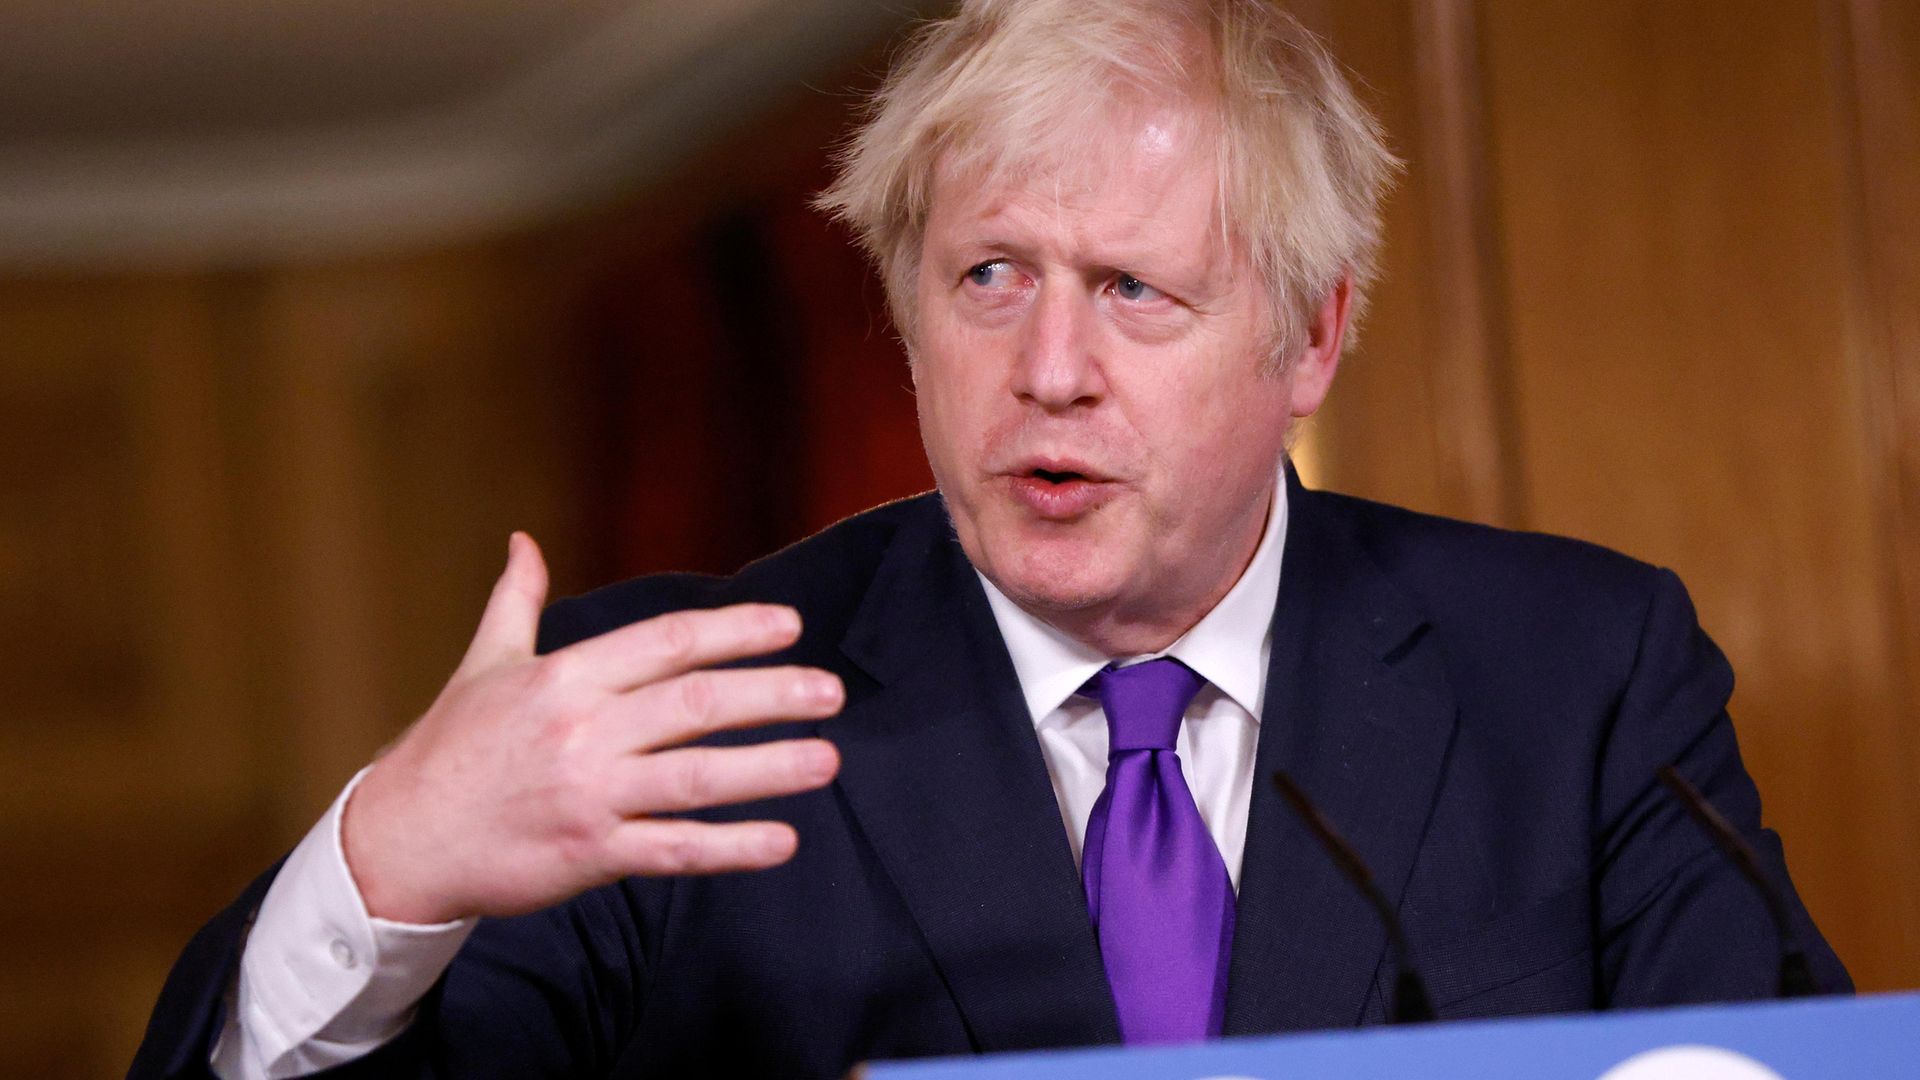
[461,531,549,671]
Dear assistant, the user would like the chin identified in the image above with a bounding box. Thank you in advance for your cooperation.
[943,479,1140,614]
[996,574,1115,616]
[984,532,1127,615]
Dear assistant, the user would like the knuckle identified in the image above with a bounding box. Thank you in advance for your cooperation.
[533,707,591,757]
[671,753,717,808]
[550,776,597,833]
[550,799,603,871]
[556,833,606,881]
[655,832,705,875]
[498,576,541,613]
[653,614,698,667]
[676,672,717,726]
[549,743,595,792]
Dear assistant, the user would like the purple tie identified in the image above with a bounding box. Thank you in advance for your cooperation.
[1080,658,1235,1044]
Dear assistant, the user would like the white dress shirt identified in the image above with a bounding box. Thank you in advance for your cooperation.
[212,468,1287,1079]
[979,471,1285,890]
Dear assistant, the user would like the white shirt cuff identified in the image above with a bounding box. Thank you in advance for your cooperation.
[211,766,476,1079]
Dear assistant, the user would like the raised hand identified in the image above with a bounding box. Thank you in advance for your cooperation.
[340,533,844,924]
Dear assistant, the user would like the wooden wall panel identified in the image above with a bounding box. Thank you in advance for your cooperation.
[1297,0,1456,512]
[1478,0,1920,989]
[0,277,269,1074]
[1306,0,1525,528]
[1830,0,1920,861]
[1299,0,1919,992]
[237,249,588,822]
[0,246,592,1075]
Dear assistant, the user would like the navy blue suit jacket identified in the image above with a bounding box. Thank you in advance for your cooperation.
[132,475,1848,1077]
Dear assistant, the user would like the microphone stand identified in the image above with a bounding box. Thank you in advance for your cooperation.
[1272,771,1436,1022]
[1657,765,1816,998]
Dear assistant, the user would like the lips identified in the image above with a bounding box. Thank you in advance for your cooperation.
[1002,458,1119,520]
[1007,454,1113,483]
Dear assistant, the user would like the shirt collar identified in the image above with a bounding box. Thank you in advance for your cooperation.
[978,462,1289,727]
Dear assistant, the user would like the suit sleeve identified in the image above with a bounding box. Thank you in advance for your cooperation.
[128,864,281,1080]
[298,880,662,1078]
[1592,567,1850,1004]
[130,870,659,1080]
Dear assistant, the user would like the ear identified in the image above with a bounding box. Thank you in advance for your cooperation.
[1287,274,1351,418]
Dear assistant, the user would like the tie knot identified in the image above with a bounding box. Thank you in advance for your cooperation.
[1084,657,1205,753]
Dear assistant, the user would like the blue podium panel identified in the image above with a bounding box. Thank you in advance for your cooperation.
[864,994,1920,1079]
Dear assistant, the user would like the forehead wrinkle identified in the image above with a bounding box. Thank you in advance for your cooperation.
[987,168,1210,253]
[929,102,1237,290]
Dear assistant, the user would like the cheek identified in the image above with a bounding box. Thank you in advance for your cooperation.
[912,369,959,477]
[915,316,1011,436]
[910,347,989,483]
[1137,368,1291,487]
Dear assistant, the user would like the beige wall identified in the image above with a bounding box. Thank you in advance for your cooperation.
[1302,0,1920,993]
[1,1,1916,1073]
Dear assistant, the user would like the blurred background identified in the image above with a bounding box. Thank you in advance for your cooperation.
[0,0,1914,1074]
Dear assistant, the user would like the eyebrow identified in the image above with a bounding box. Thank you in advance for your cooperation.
[949,235,1039,263]
[948,233,1218,292]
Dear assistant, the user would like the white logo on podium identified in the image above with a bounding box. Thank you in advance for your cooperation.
[1597,1045,1785,1080]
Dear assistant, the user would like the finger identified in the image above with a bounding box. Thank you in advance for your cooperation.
[607,819,802,877]
[619,666,843,752]
[560,603,803,691]
[614,739,840,817]
[461,532,550,672]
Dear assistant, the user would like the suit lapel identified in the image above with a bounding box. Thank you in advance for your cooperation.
[824,501,1121,1052]
[1224,473,1459,1035]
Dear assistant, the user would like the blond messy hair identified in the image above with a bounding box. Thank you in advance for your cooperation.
[816,0,1400,368]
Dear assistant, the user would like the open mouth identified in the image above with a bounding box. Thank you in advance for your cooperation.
[1006,464,1114,519]
[1031,468,1087,485]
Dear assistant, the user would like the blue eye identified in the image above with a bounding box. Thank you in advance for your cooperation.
[1114,274,1164,302]
[967,260,1013,287]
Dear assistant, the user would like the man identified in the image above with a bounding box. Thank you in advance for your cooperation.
[133,1,1848,1077]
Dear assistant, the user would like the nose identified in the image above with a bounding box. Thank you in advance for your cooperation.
[1010,280,1104,411]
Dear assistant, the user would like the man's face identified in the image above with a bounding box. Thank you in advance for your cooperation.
[912,101,1339,651]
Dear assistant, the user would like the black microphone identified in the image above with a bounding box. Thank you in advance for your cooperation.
[1655,765,1816,998]
[1271,771,1436,1022]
